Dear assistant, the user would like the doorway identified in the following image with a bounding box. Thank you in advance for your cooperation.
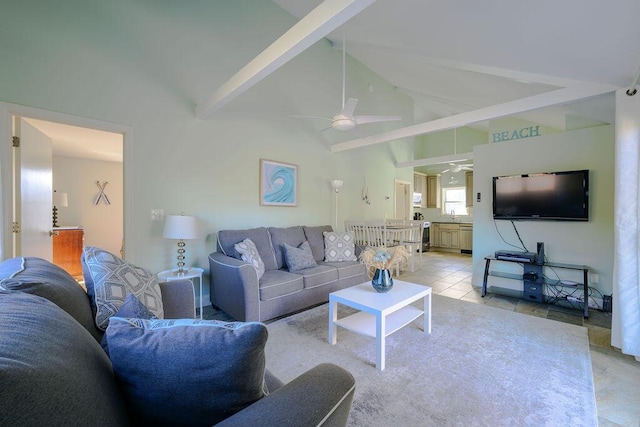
[0,103,129,267]
[394,179,412,220]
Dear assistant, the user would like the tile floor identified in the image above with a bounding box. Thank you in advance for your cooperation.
[203,251,640,426]
[396,251,640,427]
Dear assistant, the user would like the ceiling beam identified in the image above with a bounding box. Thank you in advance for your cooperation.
[195,0,376,119]
[330,82,618,153]
[343,41,588,89]
[397,152,473,169]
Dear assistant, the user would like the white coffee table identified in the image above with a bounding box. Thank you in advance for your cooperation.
[328,280,432,370]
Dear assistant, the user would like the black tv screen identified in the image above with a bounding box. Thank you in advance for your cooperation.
[492,170,589,221]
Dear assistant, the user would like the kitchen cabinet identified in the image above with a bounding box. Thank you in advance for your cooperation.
[431,223,473,253]
[460,224,473,253]
[430,223,439,247]
[465,172,473,208]
[437,223,460,249]
[426,175,441,208]
[53,227,84,279]
[413,172,427,207]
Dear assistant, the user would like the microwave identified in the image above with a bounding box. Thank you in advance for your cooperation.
[413,192,423,206]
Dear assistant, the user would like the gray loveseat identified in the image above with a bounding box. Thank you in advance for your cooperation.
[0,256,355,426]
[209,225,366,322]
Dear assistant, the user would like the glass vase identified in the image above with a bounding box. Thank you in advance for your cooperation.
[371,268,394,293]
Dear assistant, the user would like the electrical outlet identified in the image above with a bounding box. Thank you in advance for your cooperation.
[589,273,599,284]
[151,209,164,221]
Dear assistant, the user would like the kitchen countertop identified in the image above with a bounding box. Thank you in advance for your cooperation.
[431,221,473,225]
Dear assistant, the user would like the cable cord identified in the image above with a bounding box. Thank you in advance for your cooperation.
[510,220,529,252]
[492,219,525,251]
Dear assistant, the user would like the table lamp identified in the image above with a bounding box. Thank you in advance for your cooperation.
[163,214,199,275]
[52,191,68,227]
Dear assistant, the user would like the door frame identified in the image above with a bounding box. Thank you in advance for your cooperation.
[0,102,133,260]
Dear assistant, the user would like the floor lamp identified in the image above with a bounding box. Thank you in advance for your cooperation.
[331,179,343,230]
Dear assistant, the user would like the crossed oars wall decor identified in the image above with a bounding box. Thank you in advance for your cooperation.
[95,181,111,205]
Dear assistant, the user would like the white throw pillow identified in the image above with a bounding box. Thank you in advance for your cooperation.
[323,231,357,262]
[235,238,265,279]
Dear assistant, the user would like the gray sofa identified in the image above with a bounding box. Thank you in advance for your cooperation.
[210,225,366,322]
[0,256,355,426]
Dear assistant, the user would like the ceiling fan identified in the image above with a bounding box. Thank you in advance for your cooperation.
[290,36,401,133]
[442,162,473,173]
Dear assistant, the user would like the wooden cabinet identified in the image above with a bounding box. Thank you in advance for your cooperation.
[430,223,439,247]
[53,227,84,279]
[437,223,460,249]
[465,172,473,208]
[426,175,441,208]
[460,225,473,253]
[413,172,427,207]
[431,223,473,252]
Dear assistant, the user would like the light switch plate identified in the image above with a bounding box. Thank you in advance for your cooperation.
[151,209,164,221]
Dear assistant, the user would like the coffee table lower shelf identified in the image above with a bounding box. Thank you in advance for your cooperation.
[329,281,432,370]
[335,306,423,338]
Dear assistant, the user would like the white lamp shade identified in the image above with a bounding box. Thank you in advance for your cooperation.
[163,214,198,240]
[331,179,344,190]
[53,192,68,207]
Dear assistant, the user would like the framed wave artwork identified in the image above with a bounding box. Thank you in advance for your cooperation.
[259,159,298,207]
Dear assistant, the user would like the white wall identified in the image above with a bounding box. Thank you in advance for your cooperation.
[53,156,123,256]
[0,1,414,303]
[472,125,614,296]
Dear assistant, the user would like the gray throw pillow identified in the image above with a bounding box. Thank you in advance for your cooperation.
[100,293,156,355]
[106,317,268,426]
[82,246,164,330]
[323,231,357,262]
[283,241,317,272]
[234,238,266,279]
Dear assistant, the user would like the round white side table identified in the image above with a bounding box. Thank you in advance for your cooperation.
[157,267,204,319]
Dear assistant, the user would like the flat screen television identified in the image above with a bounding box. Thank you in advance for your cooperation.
[492,170,589,221]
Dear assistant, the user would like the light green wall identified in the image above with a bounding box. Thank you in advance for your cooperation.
[53,156,123,256]
[488,116,561,143]
[0,1,414,296]
[472,125,614,297]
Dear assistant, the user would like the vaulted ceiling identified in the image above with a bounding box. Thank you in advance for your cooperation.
[266,0,639,156]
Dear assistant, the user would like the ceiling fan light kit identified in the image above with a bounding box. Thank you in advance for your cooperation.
[333,117,356,131]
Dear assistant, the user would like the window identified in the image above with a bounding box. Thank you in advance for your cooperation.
[442,187,468,216]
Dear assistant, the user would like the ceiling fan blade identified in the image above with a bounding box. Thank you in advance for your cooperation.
[442,168,451,173]
[289,114,333,122]
[354,115,401,125]
[340,98,358,116]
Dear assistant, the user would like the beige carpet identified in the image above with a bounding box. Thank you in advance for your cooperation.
[265,294,597,426]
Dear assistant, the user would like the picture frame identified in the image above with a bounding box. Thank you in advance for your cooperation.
[259,159,298,206]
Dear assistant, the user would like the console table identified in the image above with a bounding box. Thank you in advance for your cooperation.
[482,256,590,318]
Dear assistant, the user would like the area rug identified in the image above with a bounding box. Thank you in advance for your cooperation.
[264,295,597,426]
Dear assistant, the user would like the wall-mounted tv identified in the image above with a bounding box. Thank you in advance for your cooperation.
[492,170,589,221]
